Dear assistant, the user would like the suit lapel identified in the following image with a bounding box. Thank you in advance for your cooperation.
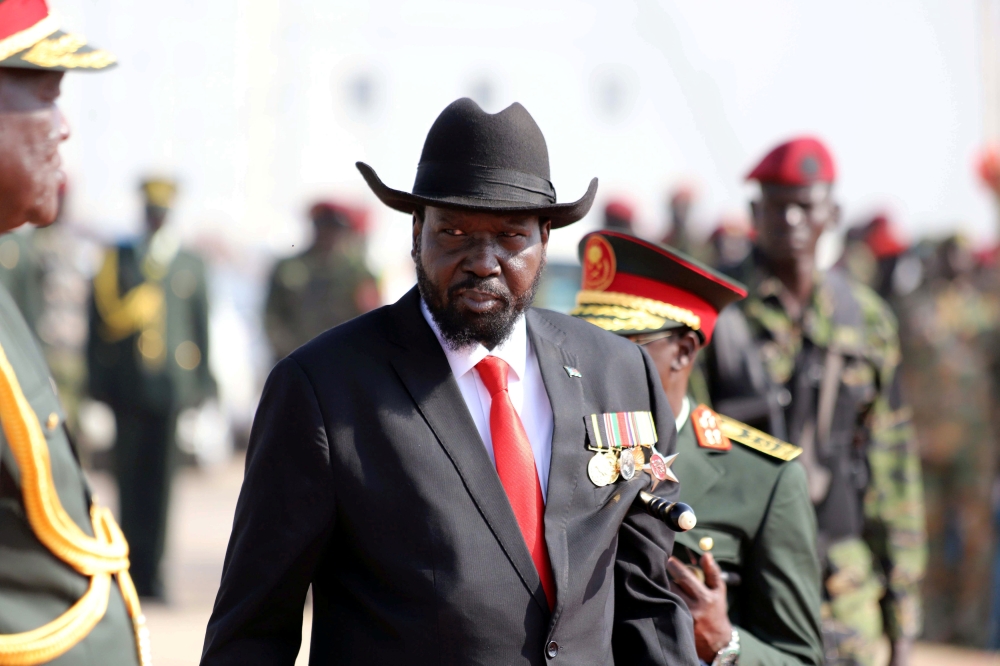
[386,289,548,613]
[672,417,725,509]
[526,310,585,619]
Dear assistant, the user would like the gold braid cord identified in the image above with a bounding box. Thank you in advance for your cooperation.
[0,343,150,665]
[92,249,167,369]
[571,290,702,332]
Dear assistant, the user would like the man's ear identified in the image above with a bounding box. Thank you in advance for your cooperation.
[749,201,763,231]
[539,218,551,246]
[827,202,842,231]
[411,211,423,261]
[670,330,702,371]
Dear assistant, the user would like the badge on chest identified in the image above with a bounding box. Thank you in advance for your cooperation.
[585,411,676,487]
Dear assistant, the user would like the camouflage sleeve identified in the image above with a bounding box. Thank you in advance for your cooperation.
[858,288,927,641]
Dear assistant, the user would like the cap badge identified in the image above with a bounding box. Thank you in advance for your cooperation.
[582,235,616,291]
[799,154,819,180]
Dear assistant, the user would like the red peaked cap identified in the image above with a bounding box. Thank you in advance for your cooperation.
[0,0,49,41]
[747,136,837,186]
[571,231,747,343]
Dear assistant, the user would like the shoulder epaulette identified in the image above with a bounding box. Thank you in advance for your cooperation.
[690,404,732,452]
[716,413,802,462]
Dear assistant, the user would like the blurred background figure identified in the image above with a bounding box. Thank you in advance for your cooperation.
[601,197,635,233]
[662,184,696,254]
[263,200,378,362]
[704,212,754,284]
[838,212,909,300]
[86,176,217,600]
[893,234,1000,648]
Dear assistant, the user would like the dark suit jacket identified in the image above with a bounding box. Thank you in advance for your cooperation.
[201,288,697,666]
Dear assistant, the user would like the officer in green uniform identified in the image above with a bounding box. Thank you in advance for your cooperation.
[703,138,926,666]
[0,3,148,664]
[87,177,216,600]
[572,231,823,665]
[0,227,44,329]
[263,200,378,361]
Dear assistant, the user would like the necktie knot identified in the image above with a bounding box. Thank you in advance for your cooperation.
[475,355,509,397]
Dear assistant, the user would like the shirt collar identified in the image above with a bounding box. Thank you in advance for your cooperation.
[420,298,528,382]
[674,396,691,432]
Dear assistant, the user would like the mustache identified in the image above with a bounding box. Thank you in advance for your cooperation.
[448,276,512,303]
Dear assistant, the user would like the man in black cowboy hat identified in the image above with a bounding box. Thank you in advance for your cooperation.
[202,98,697,666]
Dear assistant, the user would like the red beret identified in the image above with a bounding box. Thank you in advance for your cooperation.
[746,137,836,186]
[864,214,907,259]
[604,199,634,222]
[309,201,369,233]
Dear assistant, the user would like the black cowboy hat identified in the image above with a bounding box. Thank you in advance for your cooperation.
[357,98,598,228]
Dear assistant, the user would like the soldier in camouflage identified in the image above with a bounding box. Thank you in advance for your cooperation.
[703,137,926,666]
[263,200,379,361]
[894,235,998,647]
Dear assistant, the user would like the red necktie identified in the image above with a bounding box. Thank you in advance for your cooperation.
[475,355,555,609]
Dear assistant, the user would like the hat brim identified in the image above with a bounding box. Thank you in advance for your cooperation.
[0,30,116,72]
[572,312,689,338]
[357,162,597,229]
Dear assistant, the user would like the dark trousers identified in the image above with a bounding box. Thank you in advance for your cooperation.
[114,407,177,599]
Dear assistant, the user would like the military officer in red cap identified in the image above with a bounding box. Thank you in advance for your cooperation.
[0,1,149,664]
[573,231,824,666]
[702,137,926,666]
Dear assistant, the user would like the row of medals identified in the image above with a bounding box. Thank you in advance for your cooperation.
[588,443,669,487]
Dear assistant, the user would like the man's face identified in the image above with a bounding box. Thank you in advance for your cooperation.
[0,68,69,233]
[751,183,838,265]
[414,206,550,350]
[145,205,170,233]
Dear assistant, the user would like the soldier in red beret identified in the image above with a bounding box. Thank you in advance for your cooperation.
[702,137,926,666]
[263,200,379,361]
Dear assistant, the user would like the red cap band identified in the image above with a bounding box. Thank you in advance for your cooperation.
[0,0,49,42]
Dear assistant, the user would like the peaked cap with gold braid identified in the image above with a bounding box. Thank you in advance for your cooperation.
[570,231,747,343]
[0,0,116,71]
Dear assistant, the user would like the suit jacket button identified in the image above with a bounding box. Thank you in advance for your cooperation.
[546,641,559,658]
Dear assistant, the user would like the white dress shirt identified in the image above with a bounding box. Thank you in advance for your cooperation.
[421,300,554,500]
[675,396,691,433]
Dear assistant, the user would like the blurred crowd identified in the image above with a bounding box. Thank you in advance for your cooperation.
[5,141,1000,653]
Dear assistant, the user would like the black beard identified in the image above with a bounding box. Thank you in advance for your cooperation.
[415,237,545,351]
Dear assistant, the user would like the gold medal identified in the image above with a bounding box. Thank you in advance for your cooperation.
[588,452,615,487]
[605,450,620,483]
[632,446,645,469]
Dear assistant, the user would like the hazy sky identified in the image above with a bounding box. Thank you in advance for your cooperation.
[55,0,995,287]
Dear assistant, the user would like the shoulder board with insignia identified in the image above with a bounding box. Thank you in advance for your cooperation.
[716,414,802,462]
[691,405,731,451]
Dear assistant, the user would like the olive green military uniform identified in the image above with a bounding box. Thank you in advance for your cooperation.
[706,266,927,665]
[0,229,44,330]
[0,283,140,665]
[87,234,215,598]
[263,242,376,360]
[895,275,999,646]
[672,398,823,665]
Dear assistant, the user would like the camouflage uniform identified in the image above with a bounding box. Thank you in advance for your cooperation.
[706,265,926,665]
[895,276,999,647]
[263,242,376,361]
